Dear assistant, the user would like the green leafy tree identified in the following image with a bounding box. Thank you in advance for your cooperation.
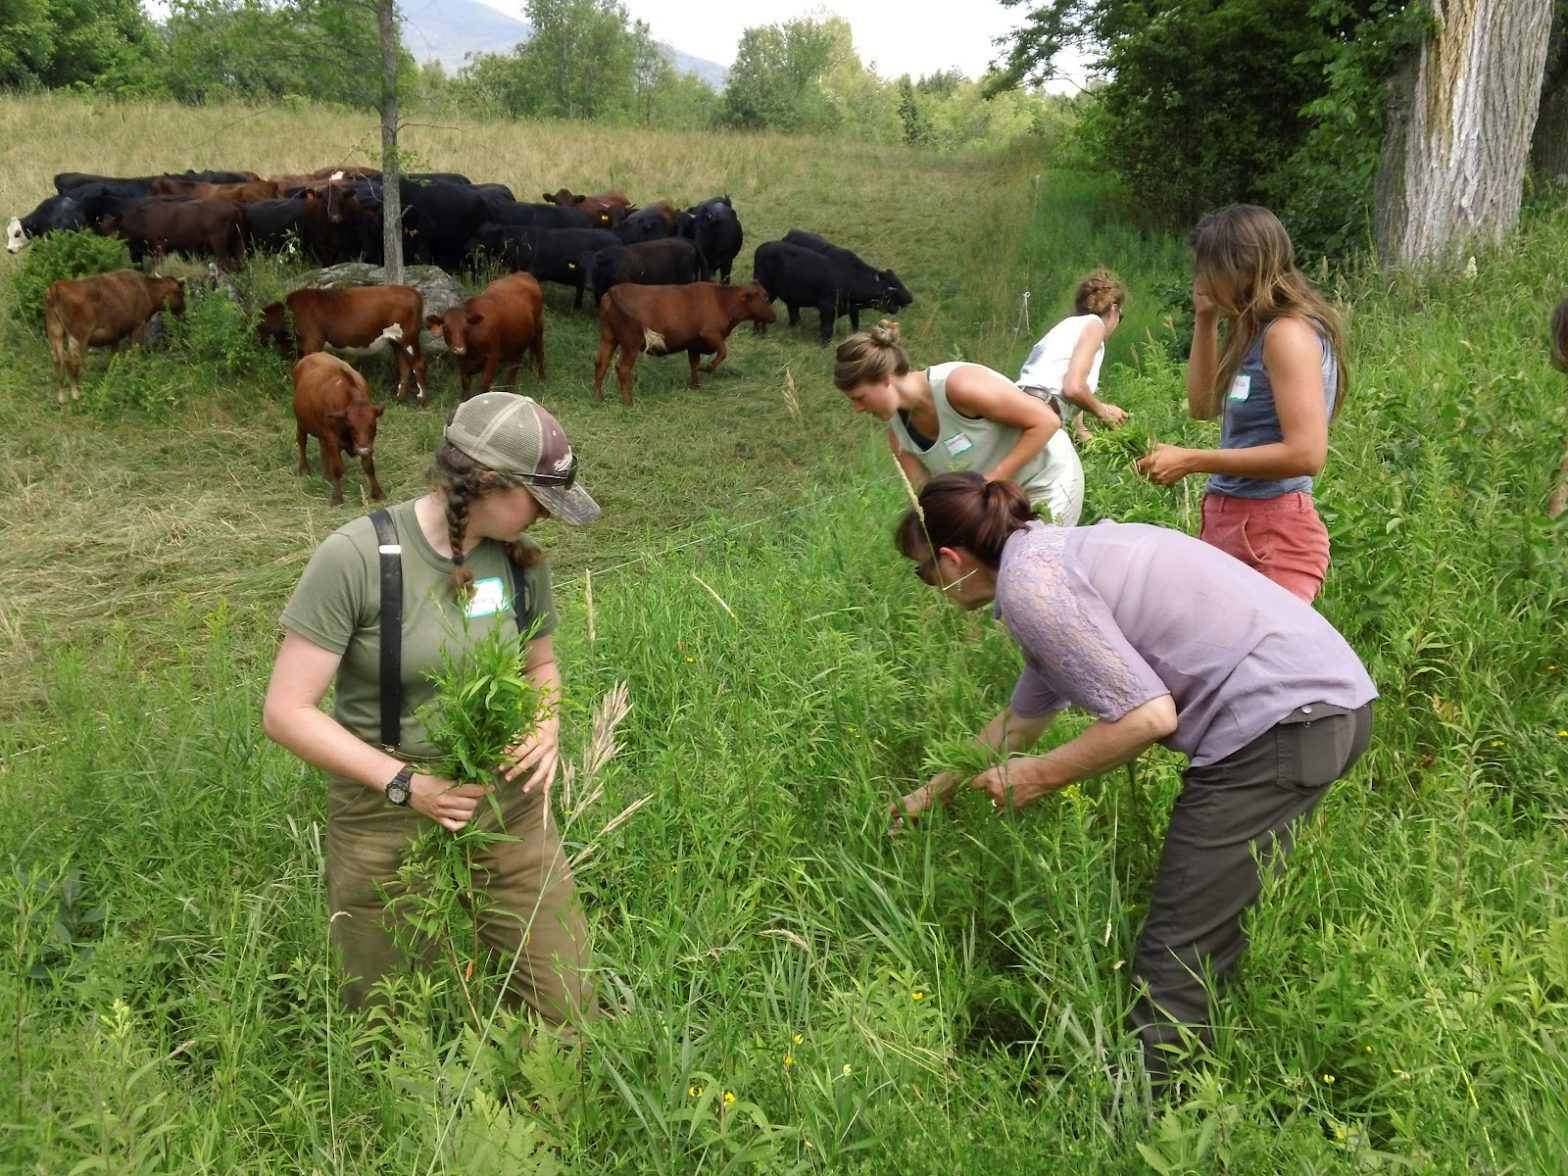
[518,0,636,120]
[721,15,859,134]
[0,0,160,91]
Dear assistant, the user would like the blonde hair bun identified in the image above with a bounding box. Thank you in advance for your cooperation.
[869,319,901,347]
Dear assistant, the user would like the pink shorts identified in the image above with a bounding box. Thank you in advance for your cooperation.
[1199,491,1330,604]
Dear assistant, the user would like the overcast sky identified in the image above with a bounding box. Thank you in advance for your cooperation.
[474,0,1092,89]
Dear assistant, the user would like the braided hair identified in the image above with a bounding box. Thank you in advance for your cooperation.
[430,440,541,600]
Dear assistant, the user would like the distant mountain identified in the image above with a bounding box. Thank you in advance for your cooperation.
[398,0,727,89]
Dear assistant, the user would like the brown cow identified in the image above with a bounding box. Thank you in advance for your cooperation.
[149,178,281,203]
[43,270,185,409]
[592,281,777,405]
[99,196,246,269]
[426,273,546,402]
[542,188,632,228]
[258,285,429,404]
[291,353,385,506]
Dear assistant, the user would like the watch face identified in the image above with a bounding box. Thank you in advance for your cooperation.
[386,773,412,806]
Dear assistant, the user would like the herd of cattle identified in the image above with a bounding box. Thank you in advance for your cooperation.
[11,165,915,502]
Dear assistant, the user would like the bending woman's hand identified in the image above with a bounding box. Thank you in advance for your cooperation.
[888,771,959,831]
[411,773,488,832]
[501,710,561,797]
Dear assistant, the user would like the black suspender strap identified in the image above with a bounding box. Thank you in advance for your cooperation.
[506,549,532,636]
[369,508,402,751]
[371,508,534,753]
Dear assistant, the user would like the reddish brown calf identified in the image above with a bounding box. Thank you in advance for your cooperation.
[593,281,777,405]
[291,353,386,506]
[259,285,429,404]
[542,188,632,227]
[44,269,185,409]
[149,178,281,203]
[425,273,546,402]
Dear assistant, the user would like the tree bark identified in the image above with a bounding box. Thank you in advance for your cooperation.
[378,0,403,286]
[1374,0,1555,266]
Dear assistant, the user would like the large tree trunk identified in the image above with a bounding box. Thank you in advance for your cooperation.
[378,0,404,286]
[1374,0,1555,266]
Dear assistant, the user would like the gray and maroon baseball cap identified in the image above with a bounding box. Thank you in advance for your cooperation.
[444,392,601,525]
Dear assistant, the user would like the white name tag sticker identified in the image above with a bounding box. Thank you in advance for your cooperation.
[466,576,507,618]
[943,432,974,457]
[1228,373,1252,402]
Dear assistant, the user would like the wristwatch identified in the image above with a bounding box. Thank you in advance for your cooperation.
[385,765,414,807]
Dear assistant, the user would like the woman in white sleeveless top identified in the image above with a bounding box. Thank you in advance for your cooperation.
[1016,269,1128,445]
[833,320,1084,527]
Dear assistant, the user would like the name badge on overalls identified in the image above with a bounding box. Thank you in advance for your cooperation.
[466,576,506,617]
[1228,373,1252,402]
[943,432,974,458]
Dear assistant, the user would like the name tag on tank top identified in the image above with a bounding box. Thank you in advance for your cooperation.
[1228,373,1252,402]
[943,432,974,458]
[466,576,507,617]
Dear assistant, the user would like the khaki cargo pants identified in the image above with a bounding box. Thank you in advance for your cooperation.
[325,777,595,1028]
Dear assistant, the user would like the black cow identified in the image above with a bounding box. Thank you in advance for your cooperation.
[586,237,700,300]
[614,201,682,243]
[53,173,158,198]
[685,196,744,283]
[7,193,88,253]
[779,230,914,321]
[243,187,367,263]
[752,240,915,344]
[482,199,598,232]
[781,228,833,253]
[471,225,621,307]
[399,178,491,270]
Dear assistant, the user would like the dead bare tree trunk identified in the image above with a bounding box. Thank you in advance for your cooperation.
[1374,0,1555,266]
[378,0,404,285]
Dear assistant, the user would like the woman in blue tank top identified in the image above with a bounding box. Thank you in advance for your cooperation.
[1136,206,1349,603]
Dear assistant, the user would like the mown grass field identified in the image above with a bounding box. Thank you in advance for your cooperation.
[1,93,1566,1173]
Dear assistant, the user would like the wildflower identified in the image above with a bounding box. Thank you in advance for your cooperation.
[842,1063,853,1076]
[1559,730,1567,738]
[784,1054,794,1067]
[1489,740,1502,748]
[793,1033,803,1045]
[1322,1073,1335,1085]
[911,990,924,1001]
[687,1085,702,1098]
[1364,1045,1373,1054]
[669,865,678,872]
[723,1091,736,1106]
[1393,1068,1412,1081]
[684,656,695,663]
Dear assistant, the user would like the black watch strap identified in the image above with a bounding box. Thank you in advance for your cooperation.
[385,765,413,807]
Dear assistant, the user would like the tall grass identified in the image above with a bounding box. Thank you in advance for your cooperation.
[1,93,1565,1173]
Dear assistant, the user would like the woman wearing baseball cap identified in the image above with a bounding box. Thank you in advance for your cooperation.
[263,392,600,1025]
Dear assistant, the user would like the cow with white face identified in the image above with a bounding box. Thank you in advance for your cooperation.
[8,193,87,253]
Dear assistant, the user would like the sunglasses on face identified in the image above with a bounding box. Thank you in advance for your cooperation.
[523,451,578,490]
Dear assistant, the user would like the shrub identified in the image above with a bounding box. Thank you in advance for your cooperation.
[9,230,132,328]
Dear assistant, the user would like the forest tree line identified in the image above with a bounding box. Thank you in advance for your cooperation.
[3,0,1565,264]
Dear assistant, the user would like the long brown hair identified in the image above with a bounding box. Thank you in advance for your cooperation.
[1191,205,1349,422]
[894,471,1035,569]
[429,440,541,600]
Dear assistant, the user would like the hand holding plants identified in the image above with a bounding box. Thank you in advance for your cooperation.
[410,772,489,832]
[972,758,1056,809]
[1137,443,1196,485]
[501,708,560,796]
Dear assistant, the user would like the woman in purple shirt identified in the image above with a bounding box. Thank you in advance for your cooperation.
[893,471,1375,1092]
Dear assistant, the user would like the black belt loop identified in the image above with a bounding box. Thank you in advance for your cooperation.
[370,508,402,751]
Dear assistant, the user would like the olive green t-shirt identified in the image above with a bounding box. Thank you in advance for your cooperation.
[280,497,557,764]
